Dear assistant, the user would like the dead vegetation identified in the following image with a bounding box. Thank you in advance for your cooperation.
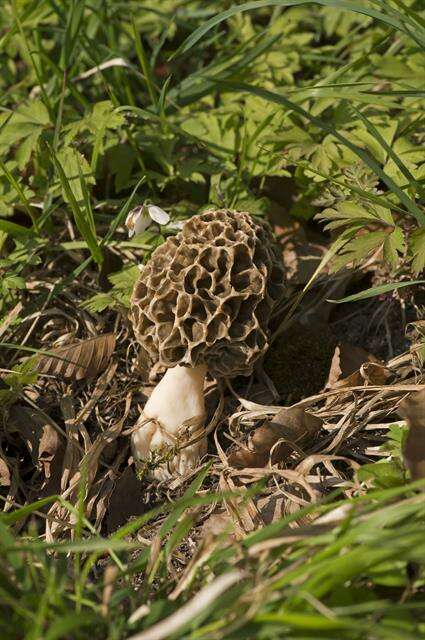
[1,234,423,546]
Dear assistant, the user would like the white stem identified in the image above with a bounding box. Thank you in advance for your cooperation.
[132,364,207,479]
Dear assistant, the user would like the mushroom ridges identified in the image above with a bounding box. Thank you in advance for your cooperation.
[132,209,284,377]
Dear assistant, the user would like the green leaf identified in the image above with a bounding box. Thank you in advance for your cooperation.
[409,228,425,274]
[1,274,26,291]
[353,107,417,188]
[213,80,425,226]
[333,230,388,269]
[0,101,49,146]
[357,461,405,489]
[385,423,408,459]
[80,292,114,313]
[0,219,32,237]
[0,100,49,171]
[15,130,42,170]
[383,227,406,269]
[108,265,140,289]
[329,279,425,303]
[0,158,39,231]
[91,100,126,131]
[107,144,135,193]
[81,265,139,312]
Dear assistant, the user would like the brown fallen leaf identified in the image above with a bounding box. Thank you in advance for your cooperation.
[282,240,326,286]
[36,333,116,381]
[256,494,285,525]
[228,407,322,469]
[326,342,382,389]
[361,361,392,385]
[201,511,236,538]
[398,388,425,482]
[7,405,61,479]
[0,453,11,487]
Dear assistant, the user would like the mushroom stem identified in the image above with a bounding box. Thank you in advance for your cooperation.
[132,364,207,479]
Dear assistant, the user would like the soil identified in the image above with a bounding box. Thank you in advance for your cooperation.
[264,322,336,403]
[264,293,417,404]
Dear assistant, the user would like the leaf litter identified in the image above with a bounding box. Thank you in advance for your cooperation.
[1,235,424,552]
[0,213,424,634]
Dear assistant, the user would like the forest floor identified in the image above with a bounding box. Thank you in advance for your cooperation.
[1,2,425,639]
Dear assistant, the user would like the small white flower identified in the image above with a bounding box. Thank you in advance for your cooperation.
[125,203,170,237]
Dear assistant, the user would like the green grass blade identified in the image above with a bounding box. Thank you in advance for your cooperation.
[101,176,146,246]
[47,144,103,265]
[352,105,420,193]
[0,159,39,232]
[132,14,158,108]
[174,0,418,58]
[328,279,425,303]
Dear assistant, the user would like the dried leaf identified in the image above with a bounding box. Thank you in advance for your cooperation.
[0,453,11,487]
[101,565,119,617]
[7,405,61,478]
[228,407,322,469]
[398,388,425,481]
[131,571,244,640]
[201,511,236,538]
[37,333,116,381]
[58,395,82,507]
[218,474,260,535]
[256,494,285,524]
[327,342,381,389]
[282,240,326,286]
[0,301,23,340]
[361,361,392,385]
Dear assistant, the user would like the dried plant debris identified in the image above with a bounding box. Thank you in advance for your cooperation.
[326,342,392,389]
[229,406,322,468]
[0,453,10,487]
[398,388,425,481]
[408,320,425,368]
[36,333,116,381]
[281,239,326,286]
[7,405,62,480]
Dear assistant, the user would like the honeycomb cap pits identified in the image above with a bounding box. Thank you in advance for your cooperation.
[131,209,285,378]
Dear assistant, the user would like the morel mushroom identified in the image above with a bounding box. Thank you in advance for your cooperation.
[129,209,284,479]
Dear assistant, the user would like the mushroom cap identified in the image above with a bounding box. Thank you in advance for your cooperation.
[131,209,285,377]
